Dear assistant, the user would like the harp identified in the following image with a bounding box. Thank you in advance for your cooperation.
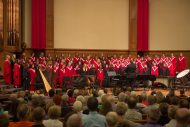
[39,69,52,92]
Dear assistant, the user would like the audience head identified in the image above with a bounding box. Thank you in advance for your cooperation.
[62,94,69,102]
[87,97,98,111]
[118,92,126,102]
[156,91,164,103]
[106,112,118,127]
[100,100,113,116]
[178,99,189,109]
[67,89,74,97]
[17,104,31,121]
[0,114,9,127]
[147,107,160,123]
[175,108,190,127]
[73,101,83,112]
[170,96,179,105]
[48,89,55,97]
[53,94,62,105]
[147,95,156,105]
[168,105,177,119]
[66,113,82,127]
[48,105,61,119]
[32,107,45,122]
[159,102,169,116]
[31,96,46,109]
[76,95,86,106]
[98,89,105,97]
[128,97,137,109]
[115,102,127,116]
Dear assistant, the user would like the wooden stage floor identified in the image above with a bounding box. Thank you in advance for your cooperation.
[106,88,190,97]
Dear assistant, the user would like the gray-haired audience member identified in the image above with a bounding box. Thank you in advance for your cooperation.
[43,105,63,127]
[139,107,162,127]
[106,112,118,127]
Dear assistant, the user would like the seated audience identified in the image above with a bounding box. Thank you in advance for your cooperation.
[82,97,107,127]
[0,114,9,127]
[106,112,119,127]
[9,104,33,127]
[164,105,177,127]
[66,113,82,127]
[100,100,113,116]
[178,99,189,109]
[61,94,71,117]
[158,103,170,126]
[32,107,45,127]
[43,105,63,127]
[125,97,142,121]
[139,107,162,127]
[142,95,159,114]
[175,108,190,127]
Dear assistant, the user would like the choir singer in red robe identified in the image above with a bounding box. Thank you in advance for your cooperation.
[97,65,104,88]
[28,64,37,91]
[151,62,159,76]
[178,53,186,72]
[4,55,11,84]
[13,60,21,87]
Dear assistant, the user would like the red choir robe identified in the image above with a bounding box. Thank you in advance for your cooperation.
[154,58,161,66]
[167,63,175,76]
[178,56,186,72]
[170,56,177,73]
[59,67,66,87]
[151,66,159,76]
[4,60,11,84]
[53,65,59,87]
[65,66,73,85]
[28,68,36,91]
[74,57,79,64]
[139,62,145,75]
[13,63,21,87]
[97,69,104,88]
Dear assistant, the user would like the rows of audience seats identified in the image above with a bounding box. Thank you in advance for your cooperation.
[0,87,190,127]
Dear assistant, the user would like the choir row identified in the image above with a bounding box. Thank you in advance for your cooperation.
[3,52,187,89]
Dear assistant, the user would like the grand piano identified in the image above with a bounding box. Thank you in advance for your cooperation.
[111,74,156,87]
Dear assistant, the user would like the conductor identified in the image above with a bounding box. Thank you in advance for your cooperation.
[124,61,137,89]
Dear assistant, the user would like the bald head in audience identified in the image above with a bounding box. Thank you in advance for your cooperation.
[66,113,82,127]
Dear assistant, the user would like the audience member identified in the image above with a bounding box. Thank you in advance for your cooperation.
[32,107,45,127]
[139,107,162,127]
[66,113,82,127]
[165,105,177,127]
[106,112,118,127]
[157,103,170,126]
[125,97,142,121]
[82,97,107,127]
[175,108,190,127]
[142,95,159,114]
[43,105,63,127]
[9,104,33,127]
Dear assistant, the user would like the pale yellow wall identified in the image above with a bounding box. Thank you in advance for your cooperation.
[23,0,31,48]
[54,0,129,50]
[149,0,190,50]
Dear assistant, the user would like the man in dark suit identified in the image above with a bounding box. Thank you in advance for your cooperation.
[124,61,137,89]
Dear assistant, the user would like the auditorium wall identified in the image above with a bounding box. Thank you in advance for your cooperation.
[149,0,190,50]
[54,0,129,50]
